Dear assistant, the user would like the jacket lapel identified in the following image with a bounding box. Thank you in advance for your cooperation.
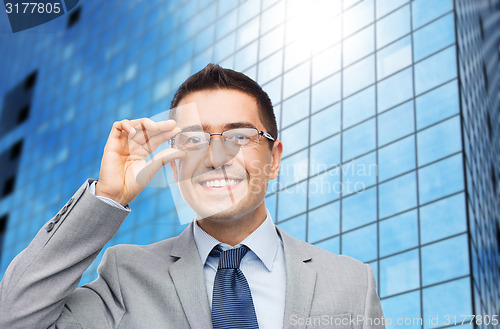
[277,226,317,329]
[169,221,212,329]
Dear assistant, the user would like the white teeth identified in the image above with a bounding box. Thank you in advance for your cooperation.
[202,179,240,187]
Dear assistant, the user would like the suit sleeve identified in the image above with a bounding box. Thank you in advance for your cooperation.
[362,264,385,329]
[0,179,130,329]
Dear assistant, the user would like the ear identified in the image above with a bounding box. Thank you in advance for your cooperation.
[169,159,179,184]
[268,140,283,180]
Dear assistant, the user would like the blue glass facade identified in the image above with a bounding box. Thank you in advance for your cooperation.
[0,0,498,327]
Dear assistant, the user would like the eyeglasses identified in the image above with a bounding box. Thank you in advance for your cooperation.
[170,127,275,151]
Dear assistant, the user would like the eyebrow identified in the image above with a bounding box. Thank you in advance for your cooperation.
[181,121,258,132]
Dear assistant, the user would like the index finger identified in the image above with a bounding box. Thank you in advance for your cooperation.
[130,118,178,135]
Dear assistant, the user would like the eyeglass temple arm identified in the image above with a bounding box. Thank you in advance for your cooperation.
[260,131,275,141]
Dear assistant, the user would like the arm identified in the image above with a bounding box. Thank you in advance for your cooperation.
[0,179,129,328]
[362,264,385,329]
[0,118,184,329]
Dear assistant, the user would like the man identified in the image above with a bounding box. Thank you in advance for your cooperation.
[0,64,384,328]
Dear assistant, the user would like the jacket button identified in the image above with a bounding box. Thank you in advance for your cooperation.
[53,213,62,223]
[46,222,55,232]
[60,204,69,215]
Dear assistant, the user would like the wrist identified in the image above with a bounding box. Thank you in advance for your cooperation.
[95,182,127,207]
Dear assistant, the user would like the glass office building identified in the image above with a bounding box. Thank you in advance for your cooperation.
[0,0,498,328]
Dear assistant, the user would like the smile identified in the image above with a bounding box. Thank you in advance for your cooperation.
[200,179,243,188]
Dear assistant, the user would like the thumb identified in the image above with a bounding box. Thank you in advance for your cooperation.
[134,148,186,187]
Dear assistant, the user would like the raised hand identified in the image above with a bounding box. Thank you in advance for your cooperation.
[95,118,185,206]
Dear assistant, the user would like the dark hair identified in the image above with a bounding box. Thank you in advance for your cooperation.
[170,64,278,142]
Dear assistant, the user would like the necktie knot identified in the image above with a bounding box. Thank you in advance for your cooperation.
[210,245,249,269]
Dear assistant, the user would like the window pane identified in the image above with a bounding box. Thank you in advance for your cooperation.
[343,55,375,97]
[342,118,376,161]
[308,201,340,243]
[342,151,377,196]
[277,181,307,220]
[415,46,457,95]
[343,0,374,37]
[236,17,259,48]
[343,25,374,67]
[420,193,467,244]
[376,0,408,18]
[234,41,258,72]
[308,169,341,209]
[312,44,341,83]
[262,77,282,105]
[311,103,341,143]
[416,80,459,129]
[342,224,377,262]
[342,187,377,231]
[258,50,283,84]
[214,32,236,62]
[260,1,285,34]
[417,116,462,166]
[412,0,453,29]
[380,249,420,297]
[377,36,412,80]
[378,100,414,146]
[418,154,464,204]
[216,9,237,40]
[278,214,306,241]
[310,135,341,175]
[422,234,469,286]
[284,39,311,71]
[379,172,417,218]
[283,61,310,99]
[376,5,410,49]
[381,291,421,329]
[379,210,418,257]
[259,25,284,59]
[280,119,309,157]
[279,150,308,188]
[311,73,341,112]
[413,13,455,62]
[422,278,472,329]
[281,89,309,128]
[377,68,413,112]
[379,136,416,181]
[343,86,375,128]
[314,236,339,254]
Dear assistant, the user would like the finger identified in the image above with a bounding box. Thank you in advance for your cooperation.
[126,127,181,158]
[134,148,186,186]
[139,127,181,154]
[110,119,137,138]
[130,118,177,136]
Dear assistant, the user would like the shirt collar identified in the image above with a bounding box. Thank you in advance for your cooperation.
[193,209,281,272]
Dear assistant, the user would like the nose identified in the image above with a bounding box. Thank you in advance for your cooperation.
[207,139,235,169]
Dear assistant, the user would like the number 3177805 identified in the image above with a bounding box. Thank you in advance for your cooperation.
[5,2,62,14]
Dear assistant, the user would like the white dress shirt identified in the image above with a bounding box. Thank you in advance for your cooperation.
[193,210,286,329]
[89,181,286,328]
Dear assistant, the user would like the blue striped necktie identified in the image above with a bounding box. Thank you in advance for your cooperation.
[210,245,259,329]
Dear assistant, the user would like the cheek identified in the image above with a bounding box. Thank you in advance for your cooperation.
[178,157,200,181]
[242,153,271,179]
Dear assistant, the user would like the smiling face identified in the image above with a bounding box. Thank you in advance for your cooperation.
[170,89,282,223]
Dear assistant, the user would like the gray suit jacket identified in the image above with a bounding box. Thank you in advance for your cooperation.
[0,179,384,329]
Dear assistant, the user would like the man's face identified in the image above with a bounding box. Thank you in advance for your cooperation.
[170,89,282,221]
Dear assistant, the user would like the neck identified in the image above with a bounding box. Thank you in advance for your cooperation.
[197,203,267,246]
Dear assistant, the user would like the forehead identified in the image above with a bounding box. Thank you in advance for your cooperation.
[174,89,263,130]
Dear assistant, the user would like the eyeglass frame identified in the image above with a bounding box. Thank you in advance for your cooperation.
[169,127,275,150]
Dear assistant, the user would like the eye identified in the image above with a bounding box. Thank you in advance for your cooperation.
[185,136,203,144]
